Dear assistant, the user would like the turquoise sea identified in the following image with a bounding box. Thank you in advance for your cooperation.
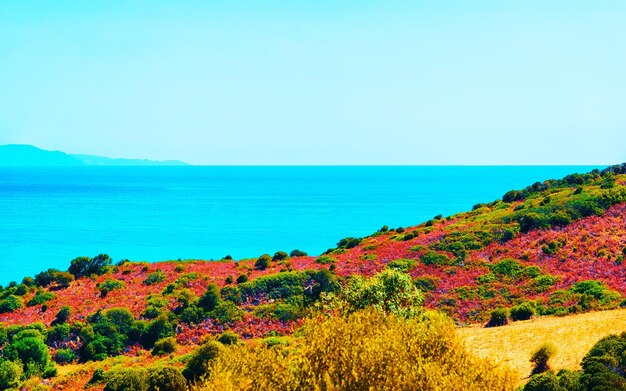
[0,166,602,285]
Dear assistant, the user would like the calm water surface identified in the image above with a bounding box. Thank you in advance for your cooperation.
[0,166,601,284]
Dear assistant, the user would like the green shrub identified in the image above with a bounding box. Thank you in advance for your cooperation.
[54,348,78,364]
[144,271,166,286]
[53,306,71,325]
[210,301,244,324]
[523,371,562,391]
[147,366,186,391]
[315,255,335,265]
[0,359,22,390]
[531,342,557,375]
[180,304,205,324]
[486,307,509,327]
[254,254,272,270]
[491,258,524,279]
[236,274,248,284]
[0,295,24,313]
[152,336,177,356]
[98,279,125,297]
[413,276,439,292]
[290,249,308,257]
[510,302,536,321]
[68,254,112,278]
[198,283,221,312]
[182,341,223,382]
[104,368,148,391]
[5,331,51,376]
[386,258,418,273]
[142,314,175,348]
[337,237,361,249]
[272,251,288,261]
[27,291,55,307]
[217,331,240,345]
[225,275,234,284]
[578,332,626,390]
[47,323,71,344]
[419,251,451,266]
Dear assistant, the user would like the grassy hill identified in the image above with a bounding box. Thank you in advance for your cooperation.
[2,163,626,389]
[460,307,626,383]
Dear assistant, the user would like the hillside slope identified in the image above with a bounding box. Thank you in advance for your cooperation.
[2,164,626,389]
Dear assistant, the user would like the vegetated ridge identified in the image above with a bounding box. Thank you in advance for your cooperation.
[0,144,188,166]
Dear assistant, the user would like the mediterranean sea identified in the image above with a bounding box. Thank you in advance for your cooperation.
[0,166,602,284]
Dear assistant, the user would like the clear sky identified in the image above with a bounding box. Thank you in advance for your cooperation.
[1,1,625,165]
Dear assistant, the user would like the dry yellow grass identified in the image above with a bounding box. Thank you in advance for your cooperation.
[459,308,626,383]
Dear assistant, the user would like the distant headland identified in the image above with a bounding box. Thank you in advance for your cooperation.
[0,144,189,166]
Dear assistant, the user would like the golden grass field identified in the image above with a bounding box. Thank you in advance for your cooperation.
[459,308,626,383]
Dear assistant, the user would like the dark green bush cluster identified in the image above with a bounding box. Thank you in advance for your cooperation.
[77,307,176,360]
[144,271,166,285]
[68,254,112,278]
[272,251,288,261]
[27,291,55,307]
[151,336,177,356]
[98,278,125,297]
[235,269,339,305]
[254,254,272,270]
[336,237,362,249]
[0,295,24,314]
[419,251,452,266]
[486,307,509,327]
[386,258,418,273]
[290,249,308,257]
[315,255,336,265]
[433,227,508,258]
[510,301,536,321]
[33,268,75,288]
[546,280,621,315]
[182,341,222,382]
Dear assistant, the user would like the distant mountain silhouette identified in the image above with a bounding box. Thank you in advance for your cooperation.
[0,144,189,166]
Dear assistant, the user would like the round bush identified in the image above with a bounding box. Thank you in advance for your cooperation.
[104,368,148,391]
[510,302,536,321]
[486,307,509,327]
[272,251,288,261]
[254,254,272,270]
[54,348,78,364]
[147,366,186,391]
[217,331,240,346]
[151,337,177,356]
[182,341,222,382]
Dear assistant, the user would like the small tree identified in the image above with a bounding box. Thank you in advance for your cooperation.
[486,307,509,327]
[254,254,272,270]
[198,283,221,312]
[152,337,177,356]
[290,249,308,257]
[531,342,557,375]
[53,306,72,325]
[272,251,288,261]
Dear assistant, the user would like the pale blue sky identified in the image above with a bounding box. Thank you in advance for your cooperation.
[1,1,625,164]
